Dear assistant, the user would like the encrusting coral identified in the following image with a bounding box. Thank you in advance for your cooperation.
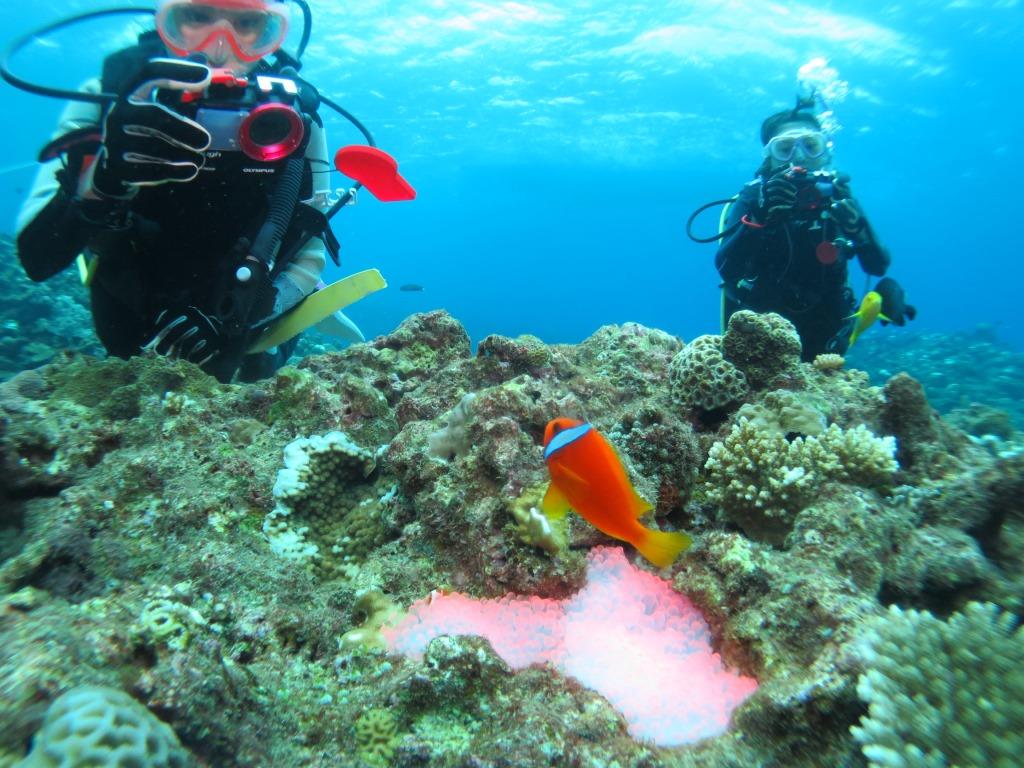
[263,431,394,574]
[427,391,478,460]
[353,708,401,767]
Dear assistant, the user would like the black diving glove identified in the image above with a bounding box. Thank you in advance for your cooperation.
[91,59,213,199]
[829,173,866,235]
[143,306,223,367]
[762,168,798,222]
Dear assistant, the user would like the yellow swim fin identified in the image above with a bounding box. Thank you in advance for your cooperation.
[246,269,387,354]
[76,254,99,287]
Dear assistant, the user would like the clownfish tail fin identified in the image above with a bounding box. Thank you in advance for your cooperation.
[636,527,692,569]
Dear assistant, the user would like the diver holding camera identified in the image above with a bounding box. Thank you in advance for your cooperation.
[9,0,409,382]
[707,103,912,360]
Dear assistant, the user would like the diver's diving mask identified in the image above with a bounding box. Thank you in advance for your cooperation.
[765,130,830,163]
[155,0,290,64]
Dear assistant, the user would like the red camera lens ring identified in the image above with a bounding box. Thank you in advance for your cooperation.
[238,103,304,162]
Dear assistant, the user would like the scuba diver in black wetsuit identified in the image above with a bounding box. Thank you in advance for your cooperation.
[9,0,407,382]
[693,104,914,361]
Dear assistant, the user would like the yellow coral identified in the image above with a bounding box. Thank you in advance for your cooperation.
[340,591,402,653]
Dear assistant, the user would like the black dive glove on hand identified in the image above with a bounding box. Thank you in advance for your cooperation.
[762,168,798,222]
[91,59,213,199]
[143,307,223,368]
[829,173,866,235]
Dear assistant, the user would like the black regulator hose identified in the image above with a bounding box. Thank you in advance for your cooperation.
[686,198,741,244]
[293,0,313,62]
[1,8,151,104]
[251,155,305,269]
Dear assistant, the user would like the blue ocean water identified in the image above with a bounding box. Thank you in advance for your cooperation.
[0,0,1020,349]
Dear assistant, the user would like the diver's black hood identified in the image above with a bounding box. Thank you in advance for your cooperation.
[759,109,822,145]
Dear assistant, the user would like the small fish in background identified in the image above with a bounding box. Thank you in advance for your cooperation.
[399,284,424,292]
[541,417,692,569]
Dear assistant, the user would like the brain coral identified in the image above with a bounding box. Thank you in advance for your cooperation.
[669,335,748,412]
[722,310,802,387]
[16,686,190,768]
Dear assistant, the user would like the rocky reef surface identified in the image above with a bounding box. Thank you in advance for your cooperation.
[1,308,1022,767]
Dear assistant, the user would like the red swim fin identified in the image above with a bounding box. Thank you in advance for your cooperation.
[335,145,416,202]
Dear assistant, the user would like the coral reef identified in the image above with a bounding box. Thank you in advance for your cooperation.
[848,325,1024,430]
[353,708,401,767]
[427,392,477,460]
[851,602,1024,767]
[263,431,392,575]
[721,310,802,388]
[0,238,102,380]
[0,309,1018,767]
[704,418,897,544]
[813,353,846,373]
[16,685,191,767]
[669,335,748,412]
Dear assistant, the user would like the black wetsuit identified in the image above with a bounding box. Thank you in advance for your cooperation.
[16,35,323,382]
[715,177,890,360]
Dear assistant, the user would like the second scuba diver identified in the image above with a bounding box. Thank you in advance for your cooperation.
[14,0,370,382]
[712,103,914,360]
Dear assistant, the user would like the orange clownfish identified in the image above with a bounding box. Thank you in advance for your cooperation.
[541,417,692,569]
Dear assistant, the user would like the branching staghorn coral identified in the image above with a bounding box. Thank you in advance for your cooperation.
[851,602,1024,768]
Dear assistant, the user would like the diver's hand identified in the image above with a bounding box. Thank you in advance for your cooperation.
[762,169,798,222]
[90,59,212,199]
[143,306,223,367]
[831,198,865,235]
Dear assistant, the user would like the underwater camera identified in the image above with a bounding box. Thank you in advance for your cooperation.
[785,166,836,212]
[176,70,308,163]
